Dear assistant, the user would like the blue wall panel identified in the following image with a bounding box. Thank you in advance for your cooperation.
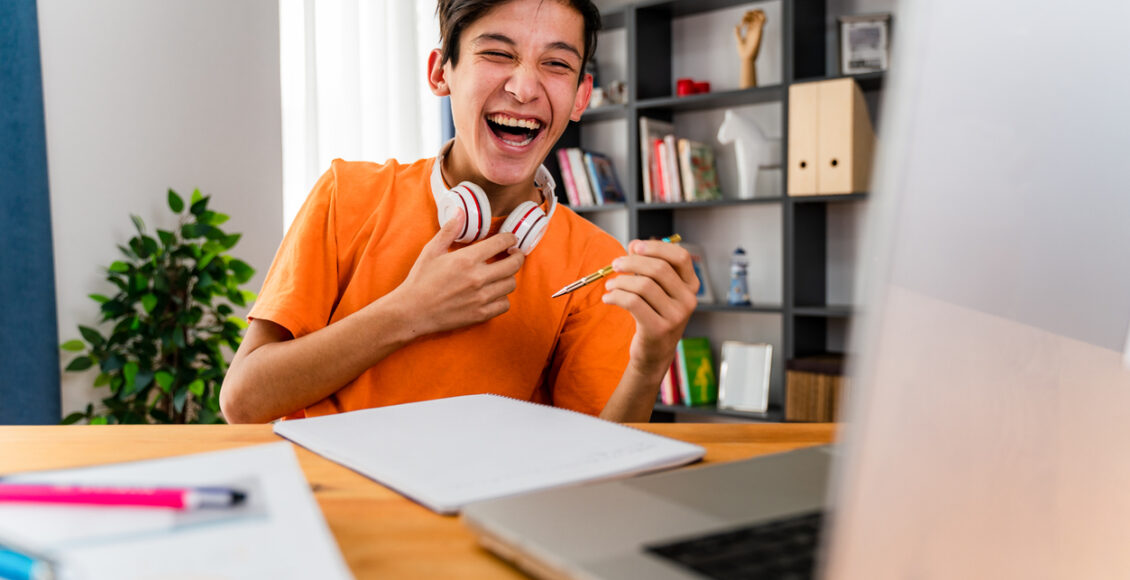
[0,0,62,424]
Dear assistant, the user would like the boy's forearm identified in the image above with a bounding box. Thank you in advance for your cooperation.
[600,359,668,423]
[220,296,416,423]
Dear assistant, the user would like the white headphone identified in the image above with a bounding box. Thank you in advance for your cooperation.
[430,141,557,255]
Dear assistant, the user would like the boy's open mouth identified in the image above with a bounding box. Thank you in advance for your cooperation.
[486,113,543,147]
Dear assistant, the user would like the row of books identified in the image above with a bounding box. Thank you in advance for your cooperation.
[659,337,718,407]
[555,147,625,207]
[639,117,723,203]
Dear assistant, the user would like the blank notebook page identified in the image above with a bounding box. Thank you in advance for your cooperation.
[274,394,706,514]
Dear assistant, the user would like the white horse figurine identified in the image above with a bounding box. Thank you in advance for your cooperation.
[717,109,777,199]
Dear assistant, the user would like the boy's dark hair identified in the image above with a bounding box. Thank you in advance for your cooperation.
[436,0,601,82]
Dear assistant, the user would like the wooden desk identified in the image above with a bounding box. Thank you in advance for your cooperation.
[0,423,835,579]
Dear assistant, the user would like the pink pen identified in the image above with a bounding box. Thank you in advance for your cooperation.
[0,483,246,509]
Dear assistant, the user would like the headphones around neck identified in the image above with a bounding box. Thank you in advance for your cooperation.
[431,142,557,255]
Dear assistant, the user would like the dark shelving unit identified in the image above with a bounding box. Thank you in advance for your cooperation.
[551,0,882,422]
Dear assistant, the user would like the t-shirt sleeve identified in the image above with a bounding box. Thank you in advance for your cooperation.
[545,260,635,417]
[247,167,340,338]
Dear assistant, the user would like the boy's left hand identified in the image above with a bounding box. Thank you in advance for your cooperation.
[601,239,700,378]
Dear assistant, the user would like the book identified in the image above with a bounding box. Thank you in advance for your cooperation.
[273,394,706,514]
[677,139,723,201]
[663,134,683,202]
[583,151,625,204]
[659,360,682,406]
[639,117,675,203]
[718,341,773,413]
[653,138,668,202]
[676,337,718,407]
[565,147,596,206]
[556,148,581,206]
[681,242,715,304]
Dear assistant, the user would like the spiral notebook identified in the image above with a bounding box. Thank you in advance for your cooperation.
[273,394,706,514]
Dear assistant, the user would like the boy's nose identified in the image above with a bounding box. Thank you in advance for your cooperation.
[504,65,539,104]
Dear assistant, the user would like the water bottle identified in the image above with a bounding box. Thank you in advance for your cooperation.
[728,247,751,306]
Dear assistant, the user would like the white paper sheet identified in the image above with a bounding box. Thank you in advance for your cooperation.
[0,442,352,579]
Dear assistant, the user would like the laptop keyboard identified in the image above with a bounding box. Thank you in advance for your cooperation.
[645,511,824,580]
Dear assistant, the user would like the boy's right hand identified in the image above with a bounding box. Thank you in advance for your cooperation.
[389,209,525,337]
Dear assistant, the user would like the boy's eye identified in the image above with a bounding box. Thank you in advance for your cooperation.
[482,51,512,59]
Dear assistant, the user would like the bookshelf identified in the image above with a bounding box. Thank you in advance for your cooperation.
[547,0,886,422]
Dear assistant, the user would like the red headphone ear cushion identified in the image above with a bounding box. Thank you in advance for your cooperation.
[500,201,548,255]
[439,182,491,242]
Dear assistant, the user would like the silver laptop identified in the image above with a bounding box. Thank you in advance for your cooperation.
[463,1,1130,578]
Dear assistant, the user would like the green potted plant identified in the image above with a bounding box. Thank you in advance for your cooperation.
[60,189,256,424]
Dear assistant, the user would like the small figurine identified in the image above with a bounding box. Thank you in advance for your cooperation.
[717,109,774,199]
[735,9,767,89]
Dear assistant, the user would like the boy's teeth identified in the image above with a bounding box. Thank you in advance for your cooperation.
[489,113,541,130]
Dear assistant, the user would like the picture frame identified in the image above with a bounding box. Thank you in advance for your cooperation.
[680,242,715,304]
[838,13,892,75]
[718,341,773,413]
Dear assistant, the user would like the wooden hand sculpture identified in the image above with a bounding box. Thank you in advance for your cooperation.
[735,9,767,89]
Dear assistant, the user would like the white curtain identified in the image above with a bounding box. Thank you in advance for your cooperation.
[279,0,442,229]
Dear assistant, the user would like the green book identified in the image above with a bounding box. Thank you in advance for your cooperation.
[676,337,717,406]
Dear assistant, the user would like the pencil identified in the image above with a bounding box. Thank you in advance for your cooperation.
[551,234,681,298]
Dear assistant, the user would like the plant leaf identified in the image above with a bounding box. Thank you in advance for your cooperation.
[123,361,139,391]
[91,416,108,425]
[174,387,188,413]
[130,214,146,234]
[60,412,87,425]
[188,379,205,397]
[141,293,158,314]
[157,229,176,248]
[65,356,93,372]
[93,373,111,387]
[155,371,174,393]
[88,293,111,304]
[190,197,209,216]
[226,315,249,329]
[208,212,230,226]
[78,325,104,346]
[108,261,130,273]
[229,260,255,284]
[60,340,85,352]
[191,188,203,205]
[167,189,184,213]
[220,233,242,250]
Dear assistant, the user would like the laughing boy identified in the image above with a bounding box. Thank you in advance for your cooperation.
[220,0,699,423]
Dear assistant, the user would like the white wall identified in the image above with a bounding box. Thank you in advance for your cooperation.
[38,0,284,417]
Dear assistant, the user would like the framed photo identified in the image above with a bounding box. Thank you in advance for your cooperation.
[680,243,715,304]
[839,14,891,75]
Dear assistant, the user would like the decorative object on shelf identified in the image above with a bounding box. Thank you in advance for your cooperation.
[785,355,848,422]
[839,14,891,75]
[718,341,773,413]
[681,242,715,304]
[675,78,711,97]
[787,78,876,195]
[675,337,717,407]
[727,247,751,306]
[717,109,778,199]
[676,139,723,202]
[734,9,766,89]
[606,80,627,104]
[659,360,681,406]
[59,189,256,425]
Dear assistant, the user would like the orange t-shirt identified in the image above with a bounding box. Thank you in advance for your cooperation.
[248,157,634,419]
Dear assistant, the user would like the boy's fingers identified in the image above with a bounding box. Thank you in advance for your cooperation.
[422,209,466,258]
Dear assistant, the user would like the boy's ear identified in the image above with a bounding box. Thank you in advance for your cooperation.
[569,73,594,122]
[427,48,450,97]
